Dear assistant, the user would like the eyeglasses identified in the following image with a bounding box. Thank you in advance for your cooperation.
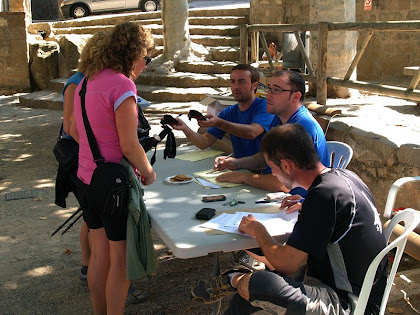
[144,56,151,65]
[258,82,294,95]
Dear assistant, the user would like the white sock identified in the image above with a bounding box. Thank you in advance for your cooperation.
[227,272,243,288]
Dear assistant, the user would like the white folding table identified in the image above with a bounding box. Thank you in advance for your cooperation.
[144,145,290,314]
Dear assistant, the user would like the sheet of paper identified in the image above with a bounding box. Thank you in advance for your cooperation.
[193,169,241,188]
[176,149,225,162]
[200,211,298,236]
[196,177,221,189]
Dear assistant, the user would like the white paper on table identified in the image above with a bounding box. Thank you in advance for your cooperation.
[200,211,298,236]
[196,177,221,189]
[200,213,240,234]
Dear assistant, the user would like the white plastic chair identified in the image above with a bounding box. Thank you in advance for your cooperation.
[349,208,420,315]
[326,141,353,169]
[383,176,420,219]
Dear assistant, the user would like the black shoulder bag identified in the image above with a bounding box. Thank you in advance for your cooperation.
[79,78,130,216]
[53,124,79,168]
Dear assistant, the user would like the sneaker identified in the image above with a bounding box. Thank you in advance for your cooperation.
[235,250,256,270]
[190,269,249,304]
[79,266,88,284]
[126,285,147,304]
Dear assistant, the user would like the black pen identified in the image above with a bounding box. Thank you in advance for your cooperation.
[255,200,275,204]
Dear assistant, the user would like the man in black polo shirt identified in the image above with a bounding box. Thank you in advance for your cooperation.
[190,124,387,314]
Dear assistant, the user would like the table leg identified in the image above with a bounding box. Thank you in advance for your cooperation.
[212,252,222,315]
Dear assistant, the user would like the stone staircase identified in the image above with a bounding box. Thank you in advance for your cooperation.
[19,6,249,109]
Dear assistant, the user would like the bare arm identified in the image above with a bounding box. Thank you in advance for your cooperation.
[115,96,156,185]
[239,215,307,275]
[216,172,289,192]
[199,114,264,140]
[215,152,267,171]
[63,83,79,142]
[171,117,218,150]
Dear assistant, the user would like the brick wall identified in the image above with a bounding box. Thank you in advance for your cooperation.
[0,12,30,94]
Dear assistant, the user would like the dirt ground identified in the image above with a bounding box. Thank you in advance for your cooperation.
[1,92,420,315]
[0,95,234,314]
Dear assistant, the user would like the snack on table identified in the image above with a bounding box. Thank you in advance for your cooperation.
[170,174,192,182]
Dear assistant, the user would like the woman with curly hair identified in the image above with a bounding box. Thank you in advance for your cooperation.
[72,22,156,314]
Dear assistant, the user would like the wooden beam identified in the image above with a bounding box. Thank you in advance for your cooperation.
[327,77,420,102]
[294,31,314,75]
[344,31,373,81]
[407,68,420,91]
[240,24,248,64]
[260,32,274,71]
[317,22,329,105]
[328,20,420,31]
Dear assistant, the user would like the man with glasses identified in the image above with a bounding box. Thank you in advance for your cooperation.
[214,70,328,194]
[172,64,275,162]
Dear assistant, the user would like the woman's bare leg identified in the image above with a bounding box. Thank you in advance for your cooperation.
[88,228,110,315]
[106,240,130,314]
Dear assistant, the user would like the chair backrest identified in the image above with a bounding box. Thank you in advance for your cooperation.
[383,176,420,219]
[352,208,420,315]
[326,141,353,169]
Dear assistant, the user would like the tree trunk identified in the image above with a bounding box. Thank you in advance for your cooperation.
[147,0,207,73]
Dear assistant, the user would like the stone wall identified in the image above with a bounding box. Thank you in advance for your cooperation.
[0,11,30,94]
[31,0,60,21]
[250,0,419,83]
[356,0,420,81]
[327,122,420,215]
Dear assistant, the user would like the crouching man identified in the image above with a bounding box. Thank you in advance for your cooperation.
[191,124,387,315]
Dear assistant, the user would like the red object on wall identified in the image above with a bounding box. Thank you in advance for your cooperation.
[364,0,372,11]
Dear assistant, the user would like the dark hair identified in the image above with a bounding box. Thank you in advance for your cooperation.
[232,64,260,84]
[272,70,305,101]
[261,124,319,170]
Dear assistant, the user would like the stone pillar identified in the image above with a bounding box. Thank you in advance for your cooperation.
[8,0,31,28]
[0,0,31,94]
[309,0,357,98]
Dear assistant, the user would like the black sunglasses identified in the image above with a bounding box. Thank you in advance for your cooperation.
[144,56,151,65]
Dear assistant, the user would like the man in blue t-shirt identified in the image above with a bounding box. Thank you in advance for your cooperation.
[172,64,275,159]
[215,70,328,194]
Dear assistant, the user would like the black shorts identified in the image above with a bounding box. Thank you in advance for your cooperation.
[77,178,127,241]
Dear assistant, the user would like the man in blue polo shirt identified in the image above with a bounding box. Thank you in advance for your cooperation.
[172,64,275,160]
[215,70,328,194]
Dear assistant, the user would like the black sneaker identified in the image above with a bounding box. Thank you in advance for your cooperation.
[126,284,147,304]
[79,266,88,285]
[190,269,250,304]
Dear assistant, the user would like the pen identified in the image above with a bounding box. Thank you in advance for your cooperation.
[177,113,183,117]
[224,153,233,159]
[255,200,275,204]
[285,198,305,204]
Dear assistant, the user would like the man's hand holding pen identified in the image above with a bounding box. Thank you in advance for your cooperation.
[280,195,305,213]
[214,153,235,171]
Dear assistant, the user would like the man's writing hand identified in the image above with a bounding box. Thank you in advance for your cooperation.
[238,214,260,236]
[214,156,236,171]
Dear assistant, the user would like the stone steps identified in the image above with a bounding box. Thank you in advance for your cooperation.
[135,71,230,88]
[23,5,248,106]
[18,90,63,110]
[176,61,236,74]
[135,85,230,102]
[53,24,240,36]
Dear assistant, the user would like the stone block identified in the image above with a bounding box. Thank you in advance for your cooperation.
[56,34,91,78]
[397,145,420,168]
[29,41,59,90]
